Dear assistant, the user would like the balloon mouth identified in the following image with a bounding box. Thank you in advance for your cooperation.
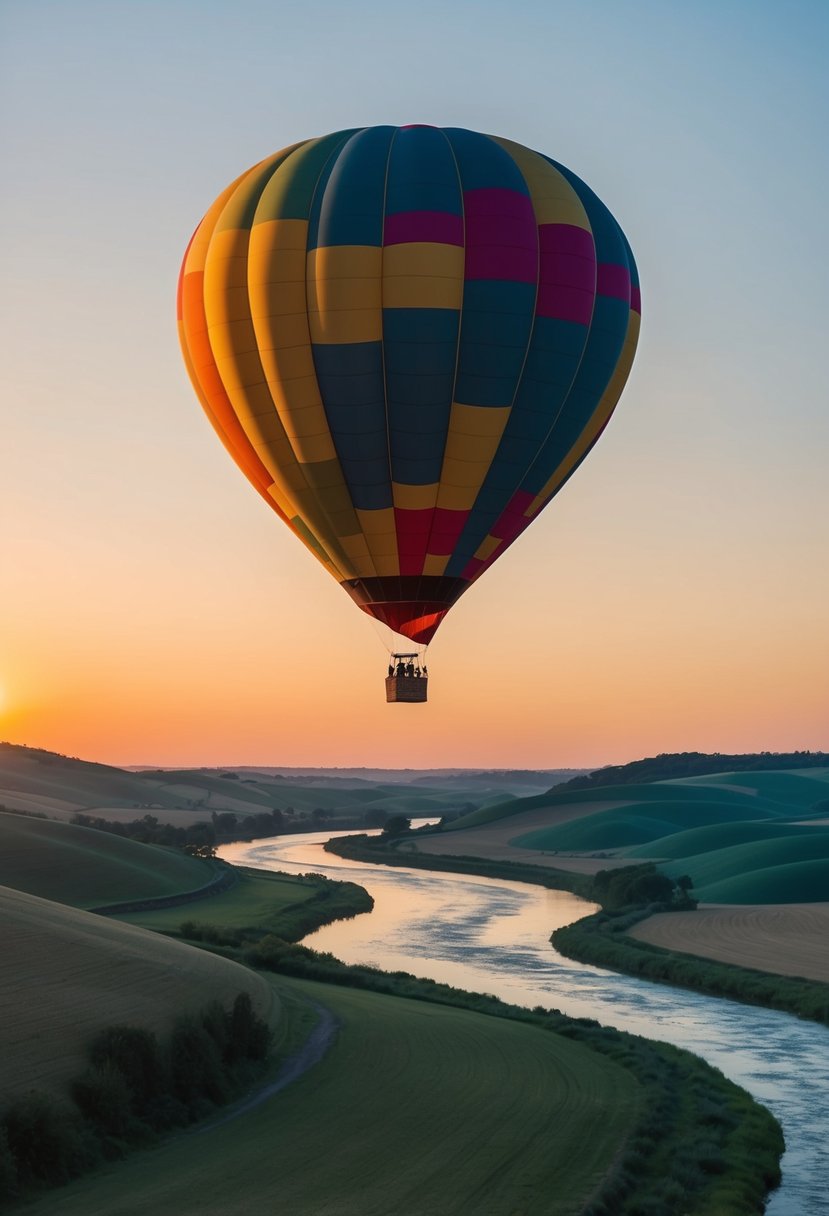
[361,603,448,645]
[341,575,470,645]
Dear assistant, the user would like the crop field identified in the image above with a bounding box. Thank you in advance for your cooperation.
[0,813,213,908]
[0,885,277,1102]
[21,976,641,1216]
[116,867,325,934]
[629,903,829,983]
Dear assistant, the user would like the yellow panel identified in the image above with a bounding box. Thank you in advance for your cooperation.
[214,350,268,393]
[356,508,399,576]
[269,381,323,425]
[443,430,504,463]
[422,553,449,576]
[383,276,465,310]
[475,535,501,561]
[250,217,309,253]
[307,245,383,345]
[526,311,640,517]
[308,307,382,345]
[392,482,440,510]
[307,246,383,279]
[490,137,590,230]
[450,402,511,437]
[340,533,371,560]
[247,212,365,565]
[308,276,380,314]
[441,458,490,491]
[383,245,464,309]
[291,432,335,464]
[356,507,396,536]
[436,403,511,511]
[434,482,478,511]
[183,165,262,276]
[253,283,307,318]
[258,312,310,348]
[383,242,465,279]
[262,344,317,380]
[196,171,356,584]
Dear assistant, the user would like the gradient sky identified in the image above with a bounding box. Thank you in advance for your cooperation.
[1,0,827,768]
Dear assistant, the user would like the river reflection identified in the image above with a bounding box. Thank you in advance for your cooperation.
[220,830,829,1215]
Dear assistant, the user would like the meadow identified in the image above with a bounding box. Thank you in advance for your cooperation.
[0,884,276,1103]
[15,976,644,1216]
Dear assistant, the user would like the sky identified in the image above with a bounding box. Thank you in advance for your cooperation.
[1,0,827,769]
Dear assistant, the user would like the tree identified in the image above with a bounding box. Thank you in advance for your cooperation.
[382,814,411,838]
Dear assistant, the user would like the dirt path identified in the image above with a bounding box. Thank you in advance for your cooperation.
[194,999,340,1133]
[628,904,829,983]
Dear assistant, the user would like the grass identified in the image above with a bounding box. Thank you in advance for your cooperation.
[510,799,770,852]
[676,769,829,806]
[115,868,325,934]
[116,866,373,944]
[14,974,645,1216]
[0,814,213,909]
[694,857,829,903]
[622,819,823,859]
[0,885,276,1104]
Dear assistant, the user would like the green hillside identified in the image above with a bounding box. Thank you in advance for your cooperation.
[623,819,823,860]
[511,799,779,853]
[19,976,641,1216]
[661,830,829,893]
[695,859,829,903]
[0,813,214,908]
[673,770,829,808]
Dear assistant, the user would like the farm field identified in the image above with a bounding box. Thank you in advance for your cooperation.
[19,976,641,1216]
[628,904,829,983]
[0,885,276,1102]
[0,813,214,908]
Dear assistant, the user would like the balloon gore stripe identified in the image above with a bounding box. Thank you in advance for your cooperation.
[179,126,639,645]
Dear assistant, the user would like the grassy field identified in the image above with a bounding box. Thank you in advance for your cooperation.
[0,813,214,908]
[18,975,641,1216]
[0,885,277,1103]
[115,866,355,938]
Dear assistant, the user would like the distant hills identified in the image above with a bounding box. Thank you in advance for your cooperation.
[548,751,829,793]
[0,742,585,824]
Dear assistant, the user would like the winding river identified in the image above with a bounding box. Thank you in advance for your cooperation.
[220,829,829,1214]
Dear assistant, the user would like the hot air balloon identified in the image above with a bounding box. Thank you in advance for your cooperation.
[178,126,640,702]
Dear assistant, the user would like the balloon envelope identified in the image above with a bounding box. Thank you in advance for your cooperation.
[178,126,640,644]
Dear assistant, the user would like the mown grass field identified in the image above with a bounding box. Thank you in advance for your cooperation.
[19,976,641,1216]
[0,814,213,908]
[0,885,277,1103]
[116,867,328,935]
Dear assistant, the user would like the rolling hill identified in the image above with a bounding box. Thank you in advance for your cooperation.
[0,884,276,1103]
[0,812,215,908]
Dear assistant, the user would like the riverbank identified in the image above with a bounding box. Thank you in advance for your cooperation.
[325,834,829,1026]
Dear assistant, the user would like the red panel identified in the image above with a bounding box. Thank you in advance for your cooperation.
[361,601,449,645]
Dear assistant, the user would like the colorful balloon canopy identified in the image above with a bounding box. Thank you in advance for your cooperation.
[178,126,640,644]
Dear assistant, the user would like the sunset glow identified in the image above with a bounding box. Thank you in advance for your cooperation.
[1,2,826,769]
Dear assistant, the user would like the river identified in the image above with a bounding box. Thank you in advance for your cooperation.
[219,829,829,1214]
